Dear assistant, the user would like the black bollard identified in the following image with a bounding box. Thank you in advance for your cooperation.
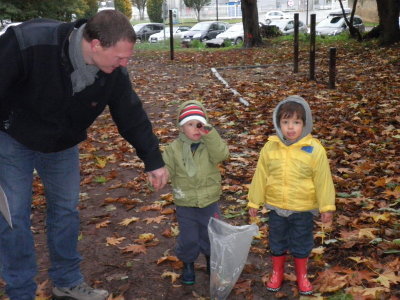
[294,13,299,73]
[329,47,337,89]
[309,14,316,80]
[169,10,174,60]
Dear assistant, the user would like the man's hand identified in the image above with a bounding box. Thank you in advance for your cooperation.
[248,207,258,217]
[147,166,169,191]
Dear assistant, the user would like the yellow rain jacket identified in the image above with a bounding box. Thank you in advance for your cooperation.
[247,134,335,213]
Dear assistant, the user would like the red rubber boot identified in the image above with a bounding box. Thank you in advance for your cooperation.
[266,255,286,292]
[294,257,313,295]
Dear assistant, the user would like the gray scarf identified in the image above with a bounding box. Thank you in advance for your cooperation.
[68,24,99,94]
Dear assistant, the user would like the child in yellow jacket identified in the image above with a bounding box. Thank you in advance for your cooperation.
[247,95,335,295]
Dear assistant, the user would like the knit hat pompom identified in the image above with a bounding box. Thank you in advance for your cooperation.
[179,104,207,126]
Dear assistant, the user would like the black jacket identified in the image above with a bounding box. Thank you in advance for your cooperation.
[0,18,164,172]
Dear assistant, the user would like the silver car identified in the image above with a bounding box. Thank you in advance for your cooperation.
[269,19,308,35]
[316,15,365,36]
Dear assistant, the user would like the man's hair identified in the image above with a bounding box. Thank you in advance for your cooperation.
[277,101,306,124]
[83,10,136,47]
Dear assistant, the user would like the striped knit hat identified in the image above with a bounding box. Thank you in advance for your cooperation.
[179,103,207,126]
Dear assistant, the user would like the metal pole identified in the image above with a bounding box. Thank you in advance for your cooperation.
[294,13,299,73]
[329,47,336,89]
[306,0,309,26]
[216,0,219,21]
[169,10,174,60]
[309,13,315,80]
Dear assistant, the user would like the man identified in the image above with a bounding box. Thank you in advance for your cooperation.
[0,10,168,300]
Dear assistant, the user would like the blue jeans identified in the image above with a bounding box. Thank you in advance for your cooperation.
[175,202,220,263]
[268,210,314,258]
[0,131,83,300]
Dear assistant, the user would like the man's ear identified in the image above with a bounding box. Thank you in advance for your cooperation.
[90,39,101,51]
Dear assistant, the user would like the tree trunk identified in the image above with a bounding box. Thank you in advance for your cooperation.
[339,0,362,41]
[376,0,400,45]
[241,0,263,48]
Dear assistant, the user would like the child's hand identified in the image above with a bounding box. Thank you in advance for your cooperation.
[197,122,212,135]
[248,207,258,217]
[321,211,333,224]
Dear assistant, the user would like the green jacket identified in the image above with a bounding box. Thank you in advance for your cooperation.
[162,101,229,208]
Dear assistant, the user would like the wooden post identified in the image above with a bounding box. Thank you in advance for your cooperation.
[329,47,337,89]
[309,14,316,80]
[294,13,299,73]
[169,10,174,60]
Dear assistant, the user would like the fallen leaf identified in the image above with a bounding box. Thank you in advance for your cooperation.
[96,220,111,229]
[161,271,180,283]
[118,217,140,226]
[121,244,147,255]
[106,237,126,246]
[143,215,168,224]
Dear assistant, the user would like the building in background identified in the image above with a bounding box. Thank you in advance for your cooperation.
[131,0,349,22]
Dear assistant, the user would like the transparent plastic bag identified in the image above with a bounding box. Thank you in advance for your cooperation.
[208,217,259,300]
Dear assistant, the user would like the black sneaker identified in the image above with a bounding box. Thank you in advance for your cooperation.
[52,282,109,300]
[181,262,195,285]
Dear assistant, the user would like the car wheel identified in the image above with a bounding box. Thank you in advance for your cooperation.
[265,19,271,25]
[235,37,243,44]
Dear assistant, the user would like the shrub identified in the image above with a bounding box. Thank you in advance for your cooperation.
[147,0,163,23]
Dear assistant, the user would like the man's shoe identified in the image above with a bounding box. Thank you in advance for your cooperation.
[52,282,109,300]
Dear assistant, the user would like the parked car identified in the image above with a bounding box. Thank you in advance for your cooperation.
[149,26,191,43]
[0,22,22,36]
[315,14,365,36]
[132,23,164,42]
[215,22,244,44]
[182,21,229,42]
[268,19,308,35]
[263,10,291,25]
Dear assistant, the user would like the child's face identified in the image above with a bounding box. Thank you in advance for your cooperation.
[181,120,203,141]
[279,113,304,142]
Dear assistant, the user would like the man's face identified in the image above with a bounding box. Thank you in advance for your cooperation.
[91,39,134,73]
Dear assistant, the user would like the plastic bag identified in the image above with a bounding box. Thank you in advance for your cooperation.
[208,217,259,300]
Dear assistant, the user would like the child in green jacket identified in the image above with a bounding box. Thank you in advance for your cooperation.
[162,100,229,285]
[248,96,336,295]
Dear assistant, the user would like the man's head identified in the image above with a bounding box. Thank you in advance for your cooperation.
[82,10,136,73]
[83,10,136,47]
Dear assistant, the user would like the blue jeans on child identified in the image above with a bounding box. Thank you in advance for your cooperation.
[175,202,220,263]
[268,210,314,258]
[0,131,84,300]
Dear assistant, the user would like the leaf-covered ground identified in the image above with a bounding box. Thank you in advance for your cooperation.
[2,39,399,300]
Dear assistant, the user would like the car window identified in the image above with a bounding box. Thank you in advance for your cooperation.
[330,16,342,24]
[286,21,294,30]
[209,24,218,31]
[191,22,211,31]
[155,24,163,30]
[353,17,362,25]
[217,23,225,30]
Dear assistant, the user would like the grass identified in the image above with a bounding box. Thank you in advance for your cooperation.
[134,30,378,52]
